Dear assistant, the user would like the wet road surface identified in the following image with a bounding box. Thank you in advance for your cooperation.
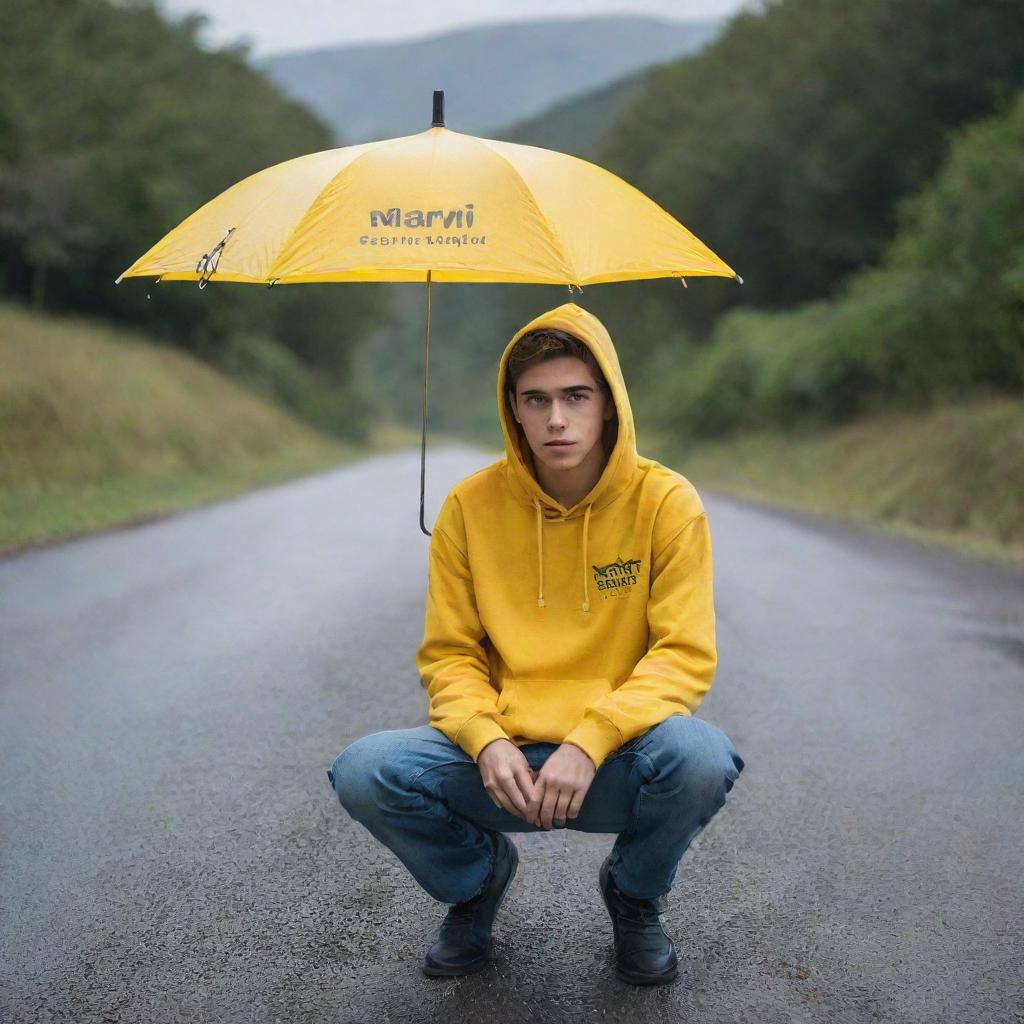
[2,444,1022,1023]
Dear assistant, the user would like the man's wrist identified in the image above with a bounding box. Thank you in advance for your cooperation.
[458,713,513,763]
[562,712,622,770]
[561,741,598,771]
[479,736,515,758]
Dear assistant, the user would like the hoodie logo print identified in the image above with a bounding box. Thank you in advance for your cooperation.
[591,555,642,597]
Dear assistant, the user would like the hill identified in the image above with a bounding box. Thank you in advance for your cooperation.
[257,15,721,143]
[0,302,419,556]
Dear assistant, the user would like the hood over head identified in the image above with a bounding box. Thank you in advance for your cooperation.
[496,302,639,612]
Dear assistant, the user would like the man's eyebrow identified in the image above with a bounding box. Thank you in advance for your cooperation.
[520,385,595,396]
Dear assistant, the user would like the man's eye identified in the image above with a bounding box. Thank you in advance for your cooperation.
[525,393,587,404]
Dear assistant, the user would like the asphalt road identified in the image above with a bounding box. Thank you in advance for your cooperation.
[2,444,1022,1024]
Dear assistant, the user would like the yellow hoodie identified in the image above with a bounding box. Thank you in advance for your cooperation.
[415,302,716,770]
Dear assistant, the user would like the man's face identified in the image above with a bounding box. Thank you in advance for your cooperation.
[509,355,615,478]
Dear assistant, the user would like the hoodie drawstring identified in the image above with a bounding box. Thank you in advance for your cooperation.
[534,497,545,608]
[581,503,592,612]
[533,497,592,613]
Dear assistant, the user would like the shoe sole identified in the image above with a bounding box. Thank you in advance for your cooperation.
[421,836,519,978]
[615,962,679,985]
[421,954,490,979]
[599,857,679,986]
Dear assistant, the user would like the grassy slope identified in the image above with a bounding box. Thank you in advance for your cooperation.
[0,303,425,557]
[643,394,1024,571]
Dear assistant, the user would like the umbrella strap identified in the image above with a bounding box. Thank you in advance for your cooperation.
[419,270,432,536]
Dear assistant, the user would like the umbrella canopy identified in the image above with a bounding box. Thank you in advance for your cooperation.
[116,91,741,531]
[116,95,738,288]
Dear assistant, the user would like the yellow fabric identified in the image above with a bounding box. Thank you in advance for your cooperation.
[115,126,737,286]
[416,302,717,770]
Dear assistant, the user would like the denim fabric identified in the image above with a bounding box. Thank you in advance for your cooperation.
[326,714,744,906]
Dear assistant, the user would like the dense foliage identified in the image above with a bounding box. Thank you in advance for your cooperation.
[0,0,383,438]
[652,90,1024,438]
[599,0,1024,331]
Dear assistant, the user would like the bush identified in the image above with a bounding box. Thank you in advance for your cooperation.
[214,332,372,442]
[652,88,1024,441]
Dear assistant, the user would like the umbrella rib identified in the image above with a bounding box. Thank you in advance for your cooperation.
[263,138,396,282]
[474,140,579,286]
[120,149,333,283]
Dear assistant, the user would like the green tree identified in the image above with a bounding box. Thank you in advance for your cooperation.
[0,0,386,437]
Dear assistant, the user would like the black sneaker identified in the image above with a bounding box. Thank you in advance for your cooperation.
[421,832,519,977]
[599,854,679,985]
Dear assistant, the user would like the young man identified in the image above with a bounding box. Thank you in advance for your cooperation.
[327,302,745,986]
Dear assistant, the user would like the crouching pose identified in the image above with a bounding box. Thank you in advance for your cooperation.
[327,302,745,985]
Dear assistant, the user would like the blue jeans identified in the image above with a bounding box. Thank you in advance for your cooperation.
[326,714,745,907]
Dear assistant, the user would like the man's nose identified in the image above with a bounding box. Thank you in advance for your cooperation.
[548,400,568,425]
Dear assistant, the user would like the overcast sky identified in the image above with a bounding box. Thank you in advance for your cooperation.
[156,0,750,57]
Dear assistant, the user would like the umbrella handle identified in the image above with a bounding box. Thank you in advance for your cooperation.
[419,269,432,536]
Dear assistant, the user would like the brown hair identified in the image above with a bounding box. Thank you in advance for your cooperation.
[505,328,612,401]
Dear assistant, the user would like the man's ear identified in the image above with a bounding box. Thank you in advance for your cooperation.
[509,390,520,425]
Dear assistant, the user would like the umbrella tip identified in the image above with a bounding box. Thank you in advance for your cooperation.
[734,272,744,285]
[432,90,445,128]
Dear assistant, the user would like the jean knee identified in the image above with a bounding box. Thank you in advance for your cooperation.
[648,715,744,809]
[328,730,428,821]
[690,721,745,822]
[327,736,384,819]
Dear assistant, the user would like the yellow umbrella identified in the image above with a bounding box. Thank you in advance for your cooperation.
[116,91,741,532]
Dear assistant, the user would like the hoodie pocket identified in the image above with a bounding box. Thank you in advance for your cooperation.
[500,677,612,744]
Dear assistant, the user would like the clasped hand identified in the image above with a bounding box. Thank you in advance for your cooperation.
[477,738,596,829]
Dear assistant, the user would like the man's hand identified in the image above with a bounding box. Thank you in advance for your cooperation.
[477,739,538,822]
[525,743,597,829]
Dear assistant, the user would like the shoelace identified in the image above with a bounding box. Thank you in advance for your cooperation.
[616,913,669,947]
[609,889,671,950]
